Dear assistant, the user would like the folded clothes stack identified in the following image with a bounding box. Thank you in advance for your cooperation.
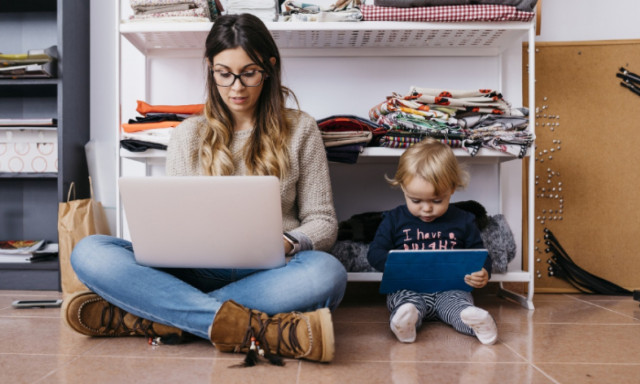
[361,1,536,22]
[280,0,363,22]
[128,0,218,22]
[317,115,387,164]
[223,0,279,23]
[372,0,537,12]
[120,100,204,152]
[369,87,534,157]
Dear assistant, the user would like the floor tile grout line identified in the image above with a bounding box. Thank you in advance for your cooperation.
[497,339,530,364]
[499,319,640,326]
[500,332,563,384]
[32,353,85,384]
[309,360,543,365]
[27,338,111,384]
[534,362,640,366]
[295,360,303,384]
[0,314,63,319]
[571,296,640,321]
[531,363,563,384]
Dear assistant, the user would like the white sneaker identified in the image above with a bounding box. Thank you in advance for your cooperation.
[390,303,419,343]
[460,306,498,345]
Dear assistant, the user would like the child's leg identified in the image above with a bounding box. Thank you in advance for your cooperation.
[433,290,475,335]
[434,290,497,345]
[387,290,435,343]
[460,306,498,345]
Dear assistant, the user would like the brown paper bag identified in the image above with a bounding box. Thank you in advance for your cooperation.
[57,177,110,296]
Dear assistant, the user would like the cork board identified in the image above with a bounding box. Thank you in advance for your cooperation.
[523,40,640,293]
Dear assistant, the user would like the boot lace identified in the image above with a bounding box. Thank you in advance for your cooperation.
[241,310,313,359]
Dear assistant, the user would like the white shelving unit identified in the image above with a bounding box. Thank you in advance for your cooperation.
[116,9,535,309]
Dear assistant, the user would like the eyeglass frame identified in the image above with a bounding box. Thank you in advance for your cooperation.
[210,68,268,88]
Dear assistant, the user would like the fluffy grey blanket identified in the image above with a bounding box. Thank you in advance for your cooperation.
[330,202,516,274]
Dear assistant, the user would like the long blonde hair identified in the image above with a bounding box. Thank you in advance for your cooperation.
[199,14,296,178]
[387,138,469,195]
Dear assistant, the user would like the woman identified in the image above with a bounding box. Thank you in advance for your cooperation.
[64,14,347,364]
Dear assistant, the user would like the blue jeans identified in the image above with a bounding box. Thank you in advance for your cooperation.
[70,235,348,339]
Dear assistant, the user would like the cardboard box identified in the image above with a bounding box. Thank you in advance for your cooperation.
[0,128,57,173]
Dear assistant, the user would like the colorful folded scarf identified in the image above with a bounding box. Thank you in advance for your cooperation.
[121,121,181,133]
[136,100,204,116]
[409,86,511,115]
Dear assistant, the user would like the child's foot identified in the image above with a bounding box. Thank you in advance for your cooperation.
[390,303,419,343]
[460,306,498,345]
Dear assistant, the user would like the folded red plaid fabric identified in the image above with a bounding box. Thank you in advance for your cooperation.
[361,4,535,22]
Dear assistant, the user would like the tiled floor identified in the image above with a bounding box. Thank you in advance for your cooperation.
[1,284,640,384]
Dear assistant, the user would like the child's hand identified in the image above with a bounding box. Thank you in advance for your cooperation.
[465,268,489,289]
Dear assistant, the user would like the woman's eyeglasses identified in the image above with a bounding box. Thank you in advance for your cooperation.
[212,70,267,87]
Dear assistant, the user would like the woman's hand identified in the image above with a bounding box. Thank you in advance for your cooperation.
[283,239,293,255]
[465,268,489,289]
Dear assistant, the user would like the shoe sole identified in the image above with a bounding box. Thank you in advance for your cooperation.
[316,308,335,362]
[62,290,101,336]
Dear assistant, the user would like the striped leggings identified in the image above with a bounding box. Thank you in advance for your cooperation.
[387,289,476,336]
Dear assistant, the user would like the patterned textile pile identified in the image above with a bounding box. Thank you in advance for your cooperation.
[280,0,363,22]
[369,87,534,157]
[361,2,535,22]
[279,0,534,22]
[372,0,538,12]
[128,0,219,22]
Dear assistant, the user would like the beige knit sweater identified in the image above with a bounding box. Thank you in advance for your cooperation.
[165,109,338,252]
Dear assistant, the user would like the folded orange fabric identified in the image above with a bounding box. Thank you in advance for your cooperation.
[136,100,204,116]
[121,121,180,133]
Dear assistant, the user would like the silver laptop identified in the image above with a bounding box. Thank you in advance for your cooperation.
[118,176,286,269]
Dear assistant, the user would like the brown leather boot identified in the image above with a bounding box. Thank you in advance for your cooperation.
[63,290,186,343]
[209,300,335,363]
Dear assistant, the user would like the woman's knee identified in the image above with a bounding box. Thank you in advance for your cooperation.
[299,250,348,285]
[298,251,348,309]
[70,234,131,272]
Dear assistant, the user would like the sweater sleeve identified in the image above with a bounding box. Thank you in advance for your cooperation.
[463,212,493,276]
[282,111,338,252]
[165,117,202,176]
[367,211,394,272]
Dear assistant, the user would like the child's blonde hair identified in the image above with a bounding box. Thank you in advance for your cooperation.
[386,138,469,195]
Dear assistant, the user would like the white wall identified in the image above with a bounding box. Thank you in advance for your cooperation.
[536,0,640,42]
[89,0,118,235]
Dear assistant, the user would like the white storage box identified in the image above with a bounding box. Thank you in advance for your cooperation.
[0,128,58,173]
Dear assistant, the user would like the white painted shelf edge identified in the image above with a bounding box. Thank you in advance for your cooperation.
[348,271,532,283]
[120,147,531,163]
[120,20,534,57]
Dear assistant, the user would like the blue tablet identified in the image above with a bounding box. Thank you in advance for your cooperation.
[379,249,489,294]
